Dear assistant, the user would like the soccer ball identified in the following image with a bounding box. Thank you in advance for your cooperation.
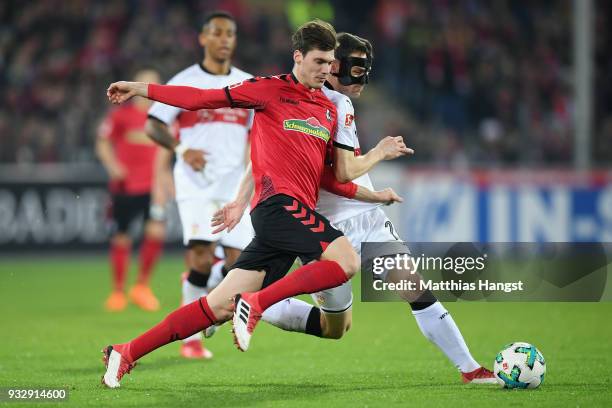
[493,342,546,389]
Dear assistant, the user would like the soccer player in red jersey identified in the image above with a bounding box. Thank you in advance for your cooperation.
[101,20,411,388]
[96,69,171,312]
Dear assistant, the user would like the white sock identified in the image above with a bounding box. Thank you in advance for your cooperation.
[412,302,480,373]
[262,298,313,333]
[181,276,208,343]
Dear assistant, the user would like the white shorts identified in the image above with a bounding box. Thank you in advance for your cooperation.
[312,207,407,312]
[177,198,254,249]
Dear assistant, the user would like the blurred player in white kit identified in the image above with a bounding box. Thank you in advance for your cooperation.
[145,11,253,359]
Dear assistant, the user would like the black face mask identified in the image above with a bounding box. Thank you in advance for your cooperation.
[333,56,372,86]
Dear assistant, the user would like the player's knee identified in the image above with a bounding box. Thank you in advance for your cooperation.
[112,234,131,247]
[339,251,360,279]
[144,221,165,240]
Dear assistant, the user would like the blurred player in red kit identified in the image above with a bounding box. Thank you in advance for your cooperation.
[96,69,173,312]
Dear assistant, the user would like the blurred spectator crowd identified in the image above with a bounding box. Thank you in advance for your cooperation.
[0,0,610,167]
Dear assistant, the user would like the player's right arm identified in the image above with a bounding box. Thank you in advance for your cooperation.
[145,117,206,172]
[95,113,126,180]
[107,78,271,110]
[144,117,177,150]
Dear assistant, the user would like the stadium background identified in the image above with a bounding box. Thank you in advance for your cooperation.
[0,0,611,249]
[0,1,611,406]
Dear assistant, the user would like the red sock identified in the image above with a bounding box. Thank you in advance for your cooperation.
[127,297,217,362]
[254,260,348,311]
[137,237,163,285]
[110,242,130,292]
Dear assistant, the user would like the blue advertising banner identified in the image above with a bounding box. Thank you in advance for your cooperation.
[397,170,612,242]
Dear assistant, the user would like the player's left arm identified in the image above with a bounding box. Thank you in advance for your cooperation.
[332,98,413,182]
[320,165,402,205]
[108,77,275,110]
[334,137,414,183]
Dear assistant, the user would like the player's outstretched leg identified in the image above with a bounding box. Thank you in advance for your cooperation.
[410,297,496,384]
[386,266,496,384]
[232,236,359,351]
[101,267,264,388]
[101,296,221,388]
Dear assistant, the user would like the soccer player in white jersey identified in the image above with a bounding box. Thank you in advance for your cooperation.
[145,11,254,359]
[215,32,496,384]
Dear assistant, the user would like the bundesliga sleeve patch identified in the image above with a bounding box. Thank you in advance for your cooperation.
[344,114,354,127]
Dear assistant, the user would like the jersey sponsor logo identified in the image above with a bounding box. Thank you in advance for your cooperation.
[283,117,331,143]
[344,114,354,127]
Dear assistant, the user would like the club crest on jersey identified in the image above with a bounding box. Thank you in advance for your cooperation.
[326,109,332,122]
[283,117,331,142]
[344,114,354,127]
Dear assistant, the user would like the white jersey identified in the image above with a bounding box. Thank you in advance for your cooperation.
[148,64,253,201]
[316,86,380,224]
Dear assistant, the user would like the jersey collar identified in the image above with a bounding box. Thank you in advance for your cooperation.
[324,81,334,90]
[199,62,231,76]
[290,72,325,97]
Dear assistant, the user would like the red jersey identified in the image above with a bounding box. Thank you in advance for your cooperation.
[148,74,338,209]
[99,104,159,194]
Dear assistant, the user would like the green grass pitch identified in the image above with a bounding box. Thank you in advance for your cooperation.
[1,254,611,407]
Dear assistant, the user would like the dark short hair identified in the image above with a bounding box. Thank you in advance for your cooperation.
[335,32,373,62]
[202,11,236,31]
[291,19,337,55]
